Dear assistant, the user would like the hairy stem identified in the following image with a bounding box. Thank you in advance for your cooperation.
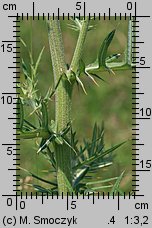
[70,17,89,73]
[47,17,73,194]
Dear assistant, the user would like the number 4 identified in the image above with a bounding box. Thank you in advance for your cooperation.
[109,216,115,224]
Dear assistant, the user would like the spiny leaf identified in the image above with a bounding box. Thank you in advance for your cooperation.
[106,53,121,63]
[32,184,54,194]
[33,47,45,78]
[85,30,116,75]
[86,176,118,186]
[37,134,54,153]
[62,173,75,195]
[22,59,29,79]
[55,135,64,145]
[39,138,47,153]
[60,121,71,136]
[41,100,48,130]
[73,167,89,188]
[110,171,125,196]
[76,75,87,94]
[20,37,27,48]
[69,17,94,32]
[74,141,125,171]
[44,87,52,102]
[47,147,56,169]
[23,119,37,130]
[49,120,56,132]
[62,137,78,155]
[79,59,99,86]
[49,73,64,98]
[85,184,113,192]
[98,29,116,69]
[19,166,57,186]
[89,161,112,170]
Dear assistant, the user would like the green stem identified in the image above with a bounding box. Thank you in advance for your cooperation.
[18,130,50,139]
[70,17,89,73]
[47,17,73,194]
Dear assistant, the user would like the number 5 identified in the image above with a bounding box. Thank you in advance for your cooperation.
[76,2,82,10]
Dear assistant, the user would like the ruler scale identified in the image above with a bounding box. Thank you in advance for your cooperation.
[0,0,152,227]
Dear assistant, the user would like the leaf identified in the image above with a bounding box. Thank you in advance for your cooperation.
[69,17,94,32]
[38,138,47,153]
[74,141,125,171]
[44,87,52,102]
[47,147,56,169]
[73,167,89,188]
[22,59,29,79]
[55,135,64,145]
[32,184,54,194]
[20,37,27,48]
[60,122,71,136]
[110,171,125,196]
[78,59,99,86]
[98,29,116,69]
[76,75,87,94]
[62,173,75,195]
[33,47,45,78]
[86,176,118,186]
[19,166,57,186]
[37,134,54,153]
[41,100,48,130]
[85,184,113,192]
[49,120,56,132]
[89,161,112,170]
[49,73,64,98]
[106,53,121,63]
[85,30,116,75]
[23,119,37,130]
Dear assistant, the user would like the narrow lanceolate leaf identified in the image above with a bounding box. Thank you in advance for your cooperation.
[86,176,118,186]
[85,184,113,192]
[85,30,116,74]
[20,38,27,48]
[44,87,52,102]
[37,134,54,153]
[69,17,94,32]
[33,47,45,78]
[62,173,75,195]
[47,147,56,169]
[79,59,99,86]
[41,100,48,130]
[19,166,57,186]
[98,29,116,69]
[110,170,125,196]
[32,184,54,194]
[73,141,125,171]
[76,75,87,94]
[73,167,89,188]
[49,73,65,98]
[22,59,29,79]
[106,53,121,63]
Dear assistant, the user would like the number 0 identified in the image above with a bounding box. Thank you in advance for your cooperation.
[127,2,133,10]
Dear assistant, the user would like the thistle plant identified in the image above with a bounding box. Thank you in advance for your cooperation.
[19,17,133,195]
